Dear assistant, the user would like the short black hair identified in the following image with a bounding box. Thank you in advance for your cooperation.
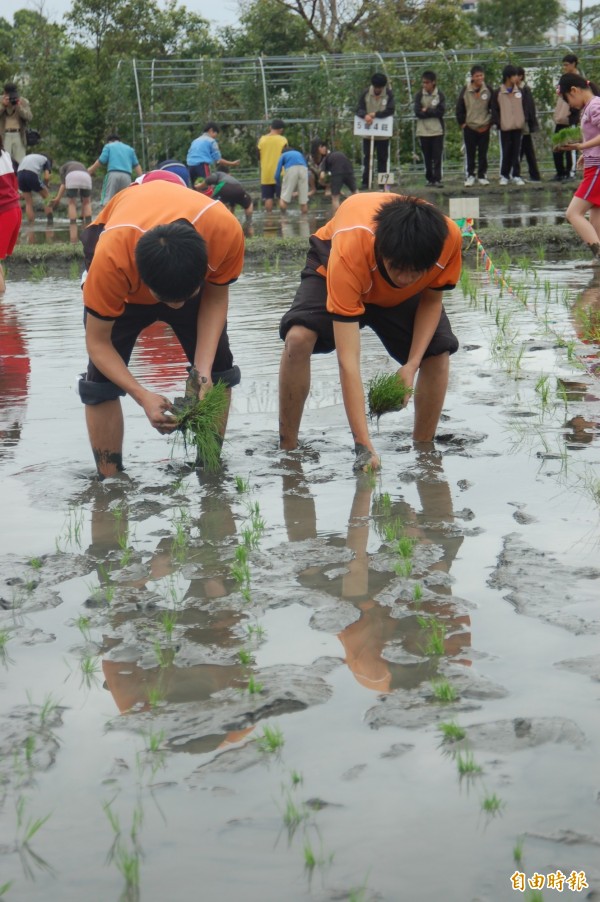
[371,73,388,88]
[310,137,325,160]
[203,121,220,133]
[4,82,17,94]
[271,118,285,129]
[422,70,436,82]
[373,197,448,272]
[135,220,208,301]
[106,133,120,142]
[562,53,579,65]
[502,64,518,81]
[470,65,484,76]
[516,66,525,78]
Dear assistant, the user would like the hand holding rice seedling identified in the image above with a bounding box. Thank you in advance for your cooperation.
[170,376,229,471]
[552,126,581,148]
[367,372,413,423]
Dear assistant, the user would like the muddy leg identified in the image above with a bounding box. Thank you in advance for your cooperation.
[85,399,125,479]
[278,325,317,449]
[413,352,449,442]
[565,196,599,255]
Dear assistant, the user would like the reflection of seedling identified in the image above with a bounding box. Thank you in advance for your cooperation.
[246,674,263,694]
[172,382,228,472]
[282,794,309,838]
[303,837,333,873]
[153,641,175,670]
[14,795,52,879]
[372,492,392,516]
[171,508,190,561]
[431,679,457,703]
[367,372,412,423]
[482,793,503,814]
[56,505,85,552]
[417,615,446,656]
[103,799,142,894]
[159,610,177,641]
[290,770,303,787]
[256,724,284,754]
[576,303,600,342]
[456,751,482,776]
[245,622,266,641]
[235,475,250,494]
[438,721,465,742]
[0,880,13,895]
[0,630,12,667]
[147,686,165,709]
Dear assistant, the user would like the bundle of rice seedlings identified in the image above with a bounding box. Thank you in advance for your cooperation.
[367,372,413,424]
[171,381,228,471]
[552,126,581,148]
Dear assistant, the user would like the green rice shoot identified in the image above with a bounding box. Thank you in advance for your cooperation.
[172,381,228,471]
[367,372,413,423]
[552,126,581,147]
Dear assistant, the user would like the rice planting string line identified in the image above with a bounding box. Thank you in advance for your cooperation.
[459,218,600,379]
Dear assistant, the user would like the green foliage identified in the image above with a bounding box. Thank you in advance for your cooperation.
[220,0,311,56]
[475,0,561,45]
[552,126,581,147]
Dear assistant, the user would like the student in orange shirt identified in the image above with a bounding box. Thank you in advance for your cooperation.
[78,176,244,479]
[278,194,461,472]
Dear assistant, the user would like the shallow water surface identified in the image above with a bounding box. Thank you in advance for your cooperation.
[1,259,600,901]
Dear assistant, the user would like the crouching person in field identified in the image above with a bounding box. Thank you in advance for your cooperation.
[78,175,244,479]
[278,194,462,471]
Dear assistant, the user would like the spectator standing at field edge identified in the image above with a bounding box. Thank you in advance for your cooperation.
[414,70,445,188]
[553,53,581,181]
[88,133,142,204]
[356,73,395,189]
[0,82,32,164]
[516,67,541,182]
[456,65,492,187]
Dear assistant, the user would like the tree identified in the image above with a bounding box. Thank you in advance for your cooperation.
[565,1,600,43]
[220,0,311,56]
[348,0,476,52]
[272,0,372,52]
[475,0,561,45]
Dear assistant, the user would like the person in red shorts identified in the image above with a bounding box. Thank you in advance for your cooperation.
[0,135,22,295]
[559,73,600,262]
[278,193,462,471]
[79,175,244,479]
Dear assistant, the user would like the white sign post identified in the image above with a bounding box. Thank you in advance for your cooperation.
[353,115,394,190]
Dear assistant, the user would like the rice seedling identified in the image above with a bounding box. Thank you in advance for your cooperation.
[576,304,600,342]
[56,504,85,552]
[256,724,285,754]
[28,557,43,570]
[513,836,524,863]
[80,653,100,686]
[290,770,303,787]
[367,372,413,423]
[171,508,189,561]
[159,610,177,641]
[24,735,35,766]
[431,679,458,703]
[394,558,413,578]
[238,648,253,665]
[282,793,308,838]
[372,492,392,516]
[33,693,59,730]
[552,125,581,147]
[171,381,228,471]
[69,260,81,280]
[153,641,175,670]
[481,793,503,815]
[535,375,551,407]
[0,629,14,667]
[246,674,263,695]
[144,729,165,754]
[412,583,423,602]
[147,686,165,709]
[524,891,544,902]
[15,795,51,846]
[245,622,266,641]
[438,721,465,742]
[231,545,251,596]
[0,881,13,895]
[383,518,404,543]
[235,475,250,494]
[417,615,446,656]
[30,263,47,281]
[456,751,482,776]
[396,534,416,560]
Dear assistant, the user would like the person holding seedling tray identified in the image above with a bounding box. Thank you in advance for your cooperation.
[78,172,243,479]
[278,194,461,472]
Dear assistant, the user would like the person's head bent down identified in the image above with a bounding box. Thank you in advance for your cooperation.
[373,196,449,288]
[135,220,208,308]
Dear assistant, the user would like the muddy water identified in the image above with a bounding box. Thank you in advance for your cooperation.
[1,257,600,902]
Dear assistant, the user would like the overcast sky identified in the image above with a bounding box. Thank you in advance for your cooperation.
[2,0,239,28]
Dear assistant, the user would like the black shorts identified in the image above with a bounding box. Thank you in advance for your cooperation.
[66,188,92,199]
[260,183,280,200]
[279,267,458,363]
[330,170,356,195]
[17,170,44,193]
[79,295,240,405]
[217,183,252,210]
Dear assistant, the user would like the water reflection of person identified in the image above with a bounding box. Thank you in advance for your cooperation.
[0,302,30,460]
[87,480,254,751]
[282,451,471,693]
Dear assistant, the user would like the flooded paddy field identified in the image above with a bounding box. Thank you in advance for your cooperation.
[1,249,600,902]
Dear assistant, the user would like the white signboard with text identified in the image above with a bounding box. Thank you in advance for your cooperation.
[353,115,394,138]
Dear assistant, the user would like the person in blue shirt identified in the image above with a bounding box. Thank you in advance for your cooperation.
[275,148,309,213]
[88,133,142,204]
[186,122,240,184]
